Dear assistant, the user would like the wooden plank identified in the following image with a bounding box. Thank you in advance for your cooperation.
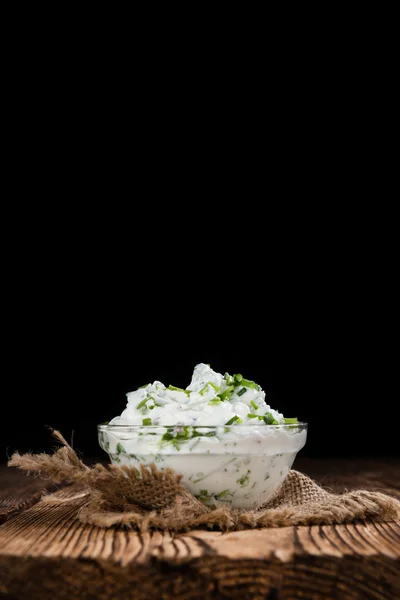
[0,461,399,598]
[0,552,399,600]
[0,467,58,523]
[178,529,296,562]
[0,486,398,564]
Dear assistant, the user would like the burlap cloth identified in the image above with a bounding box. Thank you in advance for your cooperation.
[8,431,400,532]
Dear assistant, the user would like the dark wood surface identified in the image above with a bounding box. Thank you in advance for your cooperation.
[0,457,399,599]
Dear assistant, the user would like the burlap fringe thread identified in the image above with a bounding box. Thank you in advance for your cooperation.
[8,431,400,532]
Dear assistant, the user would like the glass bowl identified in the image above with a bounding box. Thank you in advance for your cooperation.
[98,422,307,509]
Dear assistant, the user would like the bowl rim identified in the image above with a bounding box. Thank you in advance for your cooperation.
[98,422,308,430]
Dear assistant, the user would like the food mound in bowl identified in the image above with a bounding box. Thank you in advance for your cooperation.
[98,363,307,508]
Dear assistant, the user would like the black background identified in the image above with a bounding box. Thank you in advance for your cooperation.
[2,210,398,464]
[1,30,398,468]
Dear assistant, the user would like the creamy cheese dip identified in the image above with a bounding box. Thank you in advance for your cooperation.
[99,364,307,508]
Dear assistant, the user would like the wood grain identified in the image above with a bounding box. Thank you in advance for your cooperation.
[0,486,399,562]
[0,467,59,523]
[0,459,399,599]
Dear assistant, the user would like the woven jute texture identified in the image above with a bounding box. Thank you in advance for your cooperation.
[8,431,400,532]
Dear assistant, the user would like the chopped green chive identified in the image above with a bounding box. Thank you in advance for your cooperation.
[168,385,185,392]
[139,383,150,388]
[208,398,221,405]
[175,426,190,440]
[162,432,174,442]
[171,438,181,450]
[233,373,243,385]
[237,387,247,397]
[142,418,152,426]
[218,385,234,401]
[224,373,234,386]
[225,415,241,426]
[284,417,298,424]
[236,470,251,487]
[209,382,220,391]
[136,398,148,410]
[215,489,231,499]
[199,382,220,395]
[116,443,125,454]
[250,400,258,411]
[240,377,260,389]
[247,413,258,418]
[264,413,279,425]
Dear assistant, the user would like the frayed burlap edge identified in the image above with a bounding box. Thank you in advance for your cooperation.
[8,430,400,532]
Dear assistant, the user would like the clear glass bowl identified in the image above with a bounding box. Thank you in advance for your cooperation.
[98,423,307,509]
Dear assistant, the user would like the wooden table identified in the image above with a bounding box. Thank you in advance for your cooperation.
[0,458,399,599]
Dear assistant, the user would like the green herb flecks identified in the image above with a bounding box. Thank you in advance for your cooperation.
[136,398,149,410]
[167,384,191,396]
[142,418,152,426]
[116,443,125,454]
[168,385,185,392]
[171,438,182,450]
[225,415,242,426]
[199,381,220,396]
[175,426,190,440]
[250,400,258,411]
[218,385,234,401]
[192,429,216,438]
[193,472,206,483]
[215,489,231,500]
[237,387,247,397]
[224,372,234,386]
[263,413,279,425]
[233,373,243,385]
[208,398,221,405]
[240,377,260,390]
[198,489,213,504]
[237,470,251,487]
[160,425,216,451]
[283,417,298,424]
[224,371,262,391]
